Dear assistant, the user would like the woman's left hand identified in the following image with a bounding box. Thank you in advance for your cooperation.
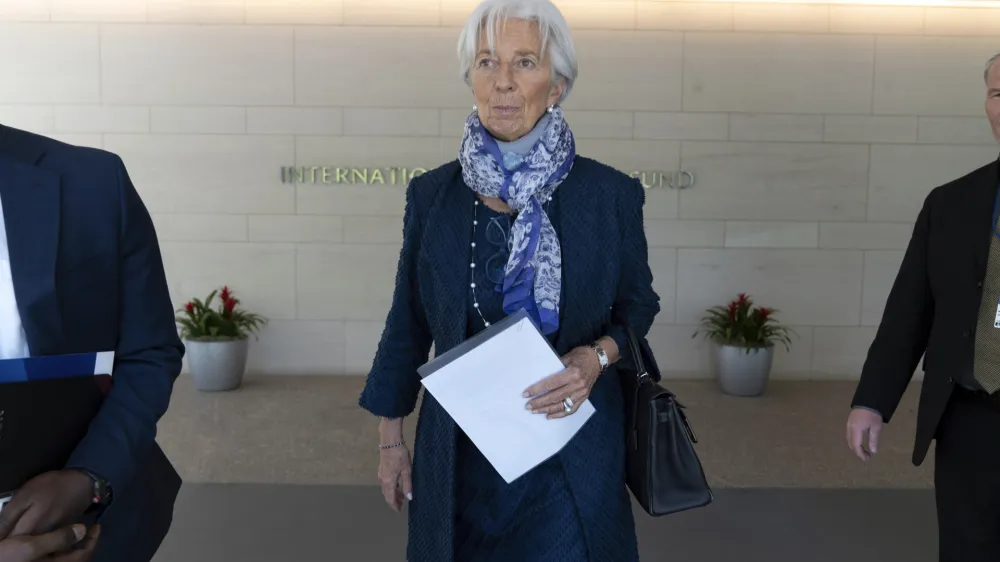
[523,346,602,419]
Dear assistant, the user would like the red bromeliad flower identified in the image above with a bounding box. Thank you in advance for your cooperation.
[185,302,194,313]
[223,296,237,315]
[758,307,772,320]
[728,301,738,321]
[220,286,232,301]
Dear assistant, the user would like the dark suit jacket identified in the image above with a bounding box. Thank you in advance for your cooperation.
[359,158,660,562]
[853,156,999,466]
[0,125,184,561]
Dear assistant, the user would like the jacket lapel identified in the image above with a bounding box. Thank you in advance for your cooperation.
[973,158,1000,281]
[0,126,62,356]
[553,160,596,353]
[421,168,472,352]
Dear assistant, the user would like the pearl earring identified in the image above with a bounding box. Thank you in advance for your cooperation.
[472,104,478,111]
[546,105,554,113]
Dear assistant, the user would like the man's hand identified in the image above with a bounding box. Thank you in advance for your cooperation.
[48,525,99,562]
[0,472,94,539]
[846,408,884,461]
[0,523,98,562]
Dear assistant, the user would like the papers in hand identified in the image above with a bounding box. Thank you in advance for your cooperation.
[417,309,595,484]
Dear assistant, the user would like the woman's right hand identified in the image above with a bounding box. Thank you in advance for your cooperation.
[378,444,413,512]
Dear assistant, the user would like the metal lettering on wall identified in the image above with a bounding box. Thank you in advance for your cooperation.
[280,166,695,189]
[629,170,695,190]
[281,167,427,185]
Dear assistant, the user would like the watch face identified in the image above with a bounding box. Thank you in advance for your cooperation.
[83,473,109,503]
[592,345,608,368]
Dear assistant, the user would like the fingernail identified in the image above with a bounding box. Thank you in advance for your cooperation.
[406,493,413,501]
[72,525,86,540]
[522,391,529,398]
[525,403,532,410]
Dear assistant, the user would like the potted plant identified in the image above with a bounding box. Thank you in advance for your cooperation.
[175,286,266,392]
[693,293,793,397]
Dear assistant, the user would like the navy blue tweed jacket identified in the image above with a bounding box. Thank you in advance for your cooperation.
[359,156,661,562]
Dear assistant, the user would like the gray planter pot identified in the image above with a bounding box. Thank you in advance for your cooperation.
[711,342,775,397]
[186,337,249,392]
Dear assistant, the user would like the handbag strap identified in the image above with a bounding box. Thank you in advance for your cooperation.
[613,309,697,445]
[613,309,649,451]
[614,308,650,384]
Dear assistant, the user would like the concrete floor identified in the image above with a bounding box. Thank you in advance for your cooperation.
[157,374,934,489]
[151,485,938,562]
[147,375,939,561]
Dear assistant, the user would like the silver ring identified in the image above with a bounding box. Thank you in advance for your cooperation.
[562,397,574,413]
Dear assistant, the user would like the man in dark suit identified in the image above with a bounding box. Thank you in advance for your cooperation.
[0,125,184,561]
[847,52,1000,561]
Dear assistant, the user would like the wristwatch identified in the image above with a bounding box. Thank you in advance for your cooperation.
[76,470,112,505]
[590,342,609,374]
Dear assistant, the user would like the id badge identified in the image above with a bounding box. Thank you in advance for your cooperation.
[994,297,1000,328]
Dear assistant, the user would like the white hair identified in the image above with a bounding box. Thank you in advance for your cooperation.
[457,0,578,105]
[987,52,1000,84]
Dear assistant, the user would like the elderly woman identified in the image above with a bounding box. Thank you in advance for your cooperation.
[358,0,660,560]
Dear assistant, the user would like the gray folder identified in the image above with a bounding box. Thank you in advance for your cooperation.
[417,308,556,380]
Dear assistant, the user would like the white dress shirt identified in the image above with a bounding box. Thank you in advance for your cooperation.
[0,196,30,360]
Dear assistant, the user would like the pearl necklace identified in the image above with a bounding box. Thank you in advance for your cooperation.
[469,196,552,330]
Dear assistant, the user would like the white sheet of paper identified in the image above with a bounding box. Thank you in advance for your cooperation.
[420,316,595,483]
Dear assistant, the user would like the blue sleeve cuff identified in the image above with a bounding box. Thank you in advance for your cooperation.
[359,378,422,419]
[65,448,129,504]
[605,324,635,371]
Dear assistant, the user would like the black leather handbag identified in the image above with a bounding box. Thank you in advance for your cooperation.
[616,312,713,516]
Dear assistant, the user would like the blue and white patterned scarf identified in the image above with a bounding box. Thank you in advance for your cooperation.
[458,107,576,335]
